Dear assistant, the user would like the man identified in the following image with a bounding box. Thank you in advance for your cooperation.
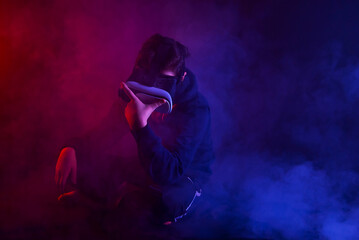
[55,34,215,235]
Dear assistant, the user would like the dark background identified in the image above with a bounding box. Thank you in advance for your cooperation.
[1,0,359,239]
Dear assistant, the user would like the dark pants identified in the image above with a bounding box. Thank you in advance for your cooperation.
[100,175,202,238]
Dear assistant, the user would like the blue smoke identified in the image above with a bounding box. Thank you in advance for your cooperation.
[2,1,359,239]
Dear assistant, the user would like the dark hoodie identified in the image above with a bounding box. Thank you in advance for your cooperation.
[61,68,215,201]
[130,68,215,187]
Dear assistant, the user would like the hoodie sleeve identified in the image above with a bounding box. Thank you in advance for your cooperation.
[130,106,209,185]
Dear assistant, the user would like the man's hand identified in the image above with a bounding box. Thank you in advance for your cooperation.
[55,147,77,193]
[121,82,166,130]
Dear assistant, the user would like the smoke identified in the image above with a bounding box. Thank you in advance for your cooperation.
[1,0,359,239]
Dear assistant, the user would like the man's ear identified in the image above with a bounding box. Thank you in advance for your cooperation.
[181,72,187,82]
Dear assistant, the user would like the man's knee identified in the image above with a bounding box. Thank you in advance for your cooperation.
[161,176,201,222]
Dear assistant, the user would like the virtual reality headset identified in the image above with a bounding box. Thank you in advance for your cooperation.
[119,80,173,113]
[118,68,182,114]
